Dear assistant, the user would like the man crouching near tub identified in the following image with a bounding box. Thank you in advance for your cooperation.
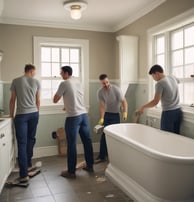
[137,64,182,134]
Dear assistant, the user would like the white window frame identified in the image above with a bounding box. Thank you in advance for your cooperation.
[33,36,89,114]
[147,8,194,123]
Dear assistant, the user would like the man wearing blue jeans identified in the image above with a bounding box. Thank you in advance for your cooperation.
[96,74,128,163]
[53,66,93,178]
[9,64,40,183]
[137,64,182,134]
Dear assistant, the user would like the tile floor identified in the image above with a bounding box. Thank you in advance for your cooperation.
[0,155,134,202]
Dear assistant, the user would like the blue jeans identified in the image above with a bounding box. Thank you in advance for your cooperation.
[65,113,93,174]
[14,112,39,178]
[161,108,182,134]
[98,112,120,160]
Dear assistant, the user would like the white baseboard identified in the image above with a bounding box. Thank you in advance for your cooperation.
[33,142,100,159]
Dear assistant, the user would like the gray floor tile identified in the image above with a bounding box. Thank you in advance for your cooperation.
[0,155,134,202]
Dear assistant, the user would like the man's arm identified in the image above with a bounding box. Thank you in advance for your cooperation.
[36,91,40,111]
[121,98,128,120]
[98,101,105,125]
[9,92,16,118]
[53,94,61,103]
[137,93,161,114]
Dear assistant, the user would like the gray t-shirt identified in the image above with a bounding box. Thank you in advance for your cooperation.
[56,77,87,117]
[97,84,124,113]
[155,75,180,111]
[10,75,40,115]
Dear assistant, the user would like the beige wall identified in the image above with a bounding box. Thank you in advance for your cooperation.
[116,0,194,79]
[0,24,115,81]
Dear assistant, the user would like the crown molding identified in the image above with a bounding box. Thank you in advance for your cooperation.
[113,0,166,32]
[0,17,113,33]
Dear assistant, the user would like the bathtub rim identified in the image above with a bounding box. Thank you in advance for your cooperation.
[104,123,194,164]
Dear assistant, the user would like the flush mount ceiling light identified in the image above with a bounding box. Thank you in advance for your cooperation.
[63,0,88,20]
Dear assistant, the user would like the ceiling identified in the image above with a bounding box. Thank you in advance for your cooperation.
[0,0,166,32]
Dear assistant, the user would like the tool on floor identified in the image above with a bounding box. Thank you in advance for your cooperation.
[6,161,42,187]
[52,128,67,156]
[5,180,29,188]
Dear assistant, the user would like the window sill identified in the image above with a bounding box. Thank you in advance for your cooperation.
[146,106,194,123]
[39,105,90,115]
[40,105,65,115]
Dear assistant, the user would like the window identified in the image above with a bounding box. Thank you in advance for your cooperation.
[149,9,194,107]
[33,37,89,114]
[40,46,81,104]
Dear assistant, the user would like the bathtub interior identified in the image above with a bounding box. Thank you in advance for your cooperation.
[104,123,194,158]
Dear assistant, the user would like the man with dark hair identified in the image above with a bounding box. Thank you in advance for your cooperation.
[53,66,94,178]
[95,74,128,163]
[9,64,40,183]
[137,64,182,134]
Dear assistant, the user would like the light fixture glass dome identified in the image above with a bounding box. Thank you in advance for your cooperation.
[64,0,87,20]
[70,5,81,20]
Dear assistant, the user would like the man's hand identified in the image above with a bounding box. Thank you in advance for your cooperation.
[98,118,104,125]
[122,112,127,121]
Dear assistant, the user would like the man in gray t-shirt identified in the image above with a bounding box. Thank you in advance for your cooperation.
[53,66,93,178]
[95,74,128,163]
[137,64,182,134]
[9,64,40,183]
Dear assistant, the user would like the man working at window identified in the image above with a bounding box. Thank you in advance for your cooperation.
[137,64,182,134]
[53,66,94,178]
[9,64,40,184]
[95,74,128,163]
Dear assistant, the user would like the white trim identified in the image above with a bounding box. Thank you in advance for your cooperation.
[0,17,113,33]
[113,0,166,32]
[147,8,194,35]
[33,142,100,158]
[33,36,89,109]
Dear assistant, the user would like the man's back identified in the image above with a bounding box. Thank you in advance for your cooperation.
[10,75,40,114]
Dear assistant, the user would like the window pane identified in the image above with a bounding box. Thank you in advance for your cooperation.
[41,80,51,89]
[41,80,52,99]
[185,64,194,78]
[156,36,164,54]
[156,54,165,67]
[185,47,194,64]
[172,66,183,78]
[178,83,183,104]
[184,26,194,46]
[52,80,62,92]
[41,63,51,77]
[172,50,183,66]
[52,48,59,62]
[61,48,69,62]
[41,47,51,62]
[184,82,194,104]
[71,64,80,77]
[171,30,183,50]
[52,63,60,77]
[70,49,79,62]
[41,90,52,99]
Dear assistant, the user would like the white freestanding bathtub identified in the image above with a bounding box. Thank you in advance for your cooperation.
[104,123,194,202]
